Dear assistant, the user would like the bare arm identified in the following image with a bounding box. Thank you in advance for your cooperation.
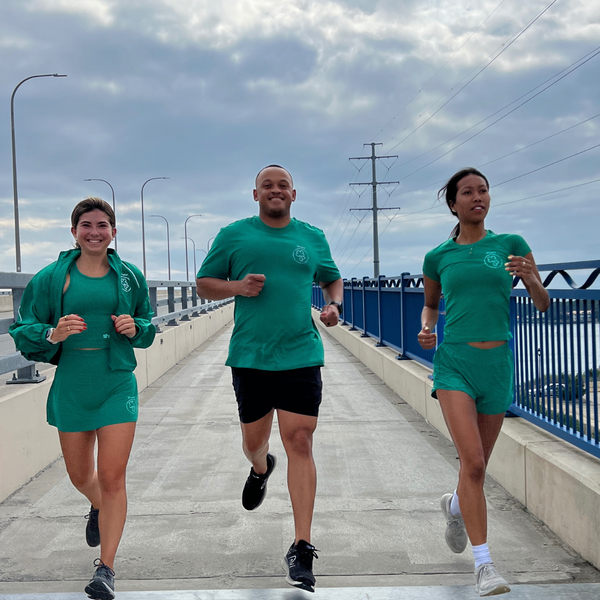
[418,275,442,350]
[197,274,266,301]
[319,277,343,327]
[505,252,550,313]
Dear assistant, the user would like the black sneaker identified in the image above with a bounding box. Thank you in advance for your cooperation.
[85,505,100,547]
[282,539,319,593]
[242,453,276,511]
[84,559,115,600]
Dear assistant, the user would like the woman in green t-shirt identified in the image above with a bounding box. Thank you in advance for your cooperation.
[417,167,549,597]
[10,197,156,600]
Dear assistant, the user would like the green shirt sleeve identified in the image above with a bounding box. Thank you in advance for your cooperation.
[314,230,340,284]
[423,247,440,282]
[197,228,230,280]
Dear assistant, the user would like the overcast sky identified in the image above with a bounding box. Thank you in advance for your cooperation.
[0,0,598,282]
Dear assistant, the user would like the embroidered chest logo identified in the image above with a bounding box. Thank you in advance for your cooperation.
[484,252,503,269]
[292,246,309,265]
[121,273,131,292]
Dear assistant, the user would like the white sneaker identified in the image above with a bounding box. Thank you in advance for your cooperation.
[475,562,511,596]
[440,493,468,553]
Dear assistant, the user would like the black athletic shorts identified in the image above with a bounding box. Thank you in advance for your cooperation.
[231,366,323,424]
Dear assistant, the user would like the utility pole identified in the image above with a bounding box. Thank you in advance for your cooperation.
[349,143,400,278]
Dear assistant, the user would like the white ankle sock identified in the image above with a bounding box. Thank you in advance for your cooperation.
[450,490,461,516]
[472,543,492,569]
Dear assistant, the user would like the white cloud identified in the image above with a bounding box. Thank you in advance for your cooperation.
[27,0,116,25]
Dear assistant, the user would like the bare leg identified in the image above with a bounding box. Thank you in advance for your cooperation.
[277,409,318,544]
[59,430,102,509]
[240,409,275,474]
[437,390,504,547]
[95,422,136,570]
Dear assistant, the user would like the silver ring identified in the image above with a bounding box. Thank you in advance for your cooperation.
[522,261,526,267]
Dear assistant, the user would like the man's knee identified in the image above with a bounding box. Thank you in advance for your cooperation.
[283,427,314,457]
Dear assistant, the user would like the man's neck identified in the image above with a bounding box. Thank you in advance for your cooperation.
[259,213,291,228]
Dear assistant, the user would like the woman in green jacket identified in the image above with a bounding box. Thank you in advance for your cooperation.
[10,197,156,600]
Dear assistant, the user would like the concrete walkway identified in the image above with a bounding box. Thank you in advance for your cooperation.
[1,323,599,598]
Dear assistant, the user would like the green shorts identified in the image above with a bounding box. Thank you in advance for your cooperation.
[432,342,514,415]
[47,349,138,432]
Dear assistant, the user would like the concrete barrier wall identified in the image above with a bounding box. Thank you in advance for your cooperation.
[0,304,234,503]
[317,314,600,571]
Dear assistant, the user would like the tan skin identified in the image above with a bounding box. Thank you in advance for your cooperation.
[418,174,549,546]
[197,167,343,543]
[52,209,139,570]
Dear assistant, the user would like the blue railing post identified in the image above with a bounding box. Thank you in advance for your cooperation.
[361,276,369,338]
[349,278,357,331]
[398,272,410,358]
[377,274,385,347]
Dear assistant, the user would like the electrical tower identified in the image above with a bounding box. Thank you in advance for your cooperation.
[349,143,400,278]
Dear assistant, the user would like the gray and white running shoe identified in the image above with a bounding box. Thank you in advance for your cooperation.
[475,562,511,596]
[440,493,468,553]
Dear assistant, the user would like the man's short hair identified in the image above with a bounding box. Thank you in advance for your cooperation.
[255,164,293,187]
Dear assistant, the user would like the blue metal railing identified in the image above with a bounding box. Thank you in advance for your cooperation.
[313,260,600,459]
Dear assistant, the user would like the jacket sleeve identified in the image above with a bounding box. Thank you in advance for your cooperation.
[8,273,61,363]
[128,266,156,349]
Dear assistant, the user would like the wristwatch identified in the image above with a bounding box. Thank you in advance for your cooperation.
[45,328,59,345]
[328,301,343,316]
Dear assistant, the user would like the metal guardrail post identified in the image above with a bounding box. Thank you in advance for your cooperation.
[180,286,191,321]
[397,272,410,360]
[349,278,357,331]
[191,286,200,317]
[377,274,385,347]
[167,287,178,326]
[7,364,46,384]
[361,276,368,337]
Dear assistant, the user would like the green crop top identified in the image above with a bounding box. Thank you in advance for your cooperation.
[422,230,531,343]
[62,265,119,349]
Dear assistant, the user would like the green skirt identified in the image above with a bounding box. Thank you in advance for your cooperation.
[47,349,138,432]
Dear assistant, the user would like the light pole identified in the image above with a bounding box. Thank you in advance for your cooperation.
[182,236,198,279]
[151,214,171,280]
[84,178,117,252]
[140,177,169,277]
[11,73,67,272]
[184,214,202,281]
[207,236,216,252]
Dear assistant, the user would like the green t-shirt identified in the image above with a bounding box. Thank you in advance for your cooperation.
[422,230,531,343]
[197,216,341,370]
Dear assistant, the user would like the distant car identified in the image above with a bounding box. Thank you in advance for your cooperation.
[544,383,566,399]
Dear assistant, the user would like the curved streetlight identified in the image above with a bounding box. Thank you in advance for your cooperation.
[11,73,67,272]
[181,236,198,280]
[84,178,117,252]
[151,214,171,280]
[141,177,169,277]
[184,214,202,281]
[207,236,216,252]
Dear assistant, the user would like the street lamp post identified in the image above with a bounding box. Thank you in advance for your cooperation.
[140,177,169,277]
[184,214,202,281]
[151,214,171,280]
[182,237,198,279]
[84,178,117,252]
[11,73,67,272]
[207,236,216,252]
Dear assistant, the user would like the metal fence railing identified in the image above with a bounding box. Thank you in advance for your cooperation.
[313,260,600,459]
[0,272,233,384]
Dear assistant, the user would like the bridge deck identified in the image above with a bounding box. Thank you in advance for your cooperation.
[0,323,598,597]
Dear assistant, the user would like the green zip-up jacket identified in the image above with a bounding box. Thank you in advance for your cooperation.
[9,248,156,370]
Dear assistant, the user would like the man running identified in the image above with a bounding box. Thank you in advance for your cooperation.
[197,164,342,593]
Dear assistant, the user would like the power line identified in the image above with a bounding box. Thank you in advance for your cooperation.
[372,0,507,141]
[391,46,600,184]
[384,0,558,155]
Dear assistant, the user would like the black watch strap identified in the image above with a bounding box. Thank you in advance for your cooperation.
[328,301,343,316]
